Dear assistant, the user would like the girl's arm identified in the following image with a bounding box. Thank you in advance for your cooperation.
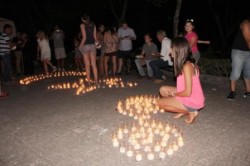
[198,40,210,44]
[80,24,86,47]
[174,63,193,97]
[93,26,97,42]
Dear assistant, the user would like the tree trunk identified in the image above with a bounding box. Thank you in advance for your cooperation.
[207,0,226,51]
[173,0,183,37]
[109,0,128,26]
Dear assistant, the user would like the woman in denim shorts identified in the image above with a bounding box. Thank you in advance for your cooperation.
[79,14,98,83]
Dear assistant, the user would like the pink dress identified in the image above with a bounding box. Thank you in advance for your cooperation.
[185,32,198,53]
[176,67,205,109]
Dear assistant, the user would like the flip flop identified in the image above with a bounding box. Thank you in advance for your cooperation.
[0,92,9,99]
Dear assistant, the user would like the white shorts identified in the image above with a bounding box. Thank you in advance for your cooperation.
[55,48,66,60]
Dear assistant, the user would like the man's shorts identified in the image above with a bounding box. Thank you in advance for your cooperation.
[55,47,66,60]
[117,50,131,59]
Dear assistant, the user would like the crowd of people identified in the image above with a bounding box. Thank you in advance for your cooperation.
[1,15,249,124]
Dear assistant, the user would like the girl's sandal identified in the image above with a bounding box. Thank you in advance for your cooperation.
[185,111,198,124]
[173,113,185,119]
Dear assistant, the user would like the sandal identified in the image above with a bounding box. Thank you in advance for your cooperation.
[173,113,185,119]
[185,111,198,124]
[0,92,9,99]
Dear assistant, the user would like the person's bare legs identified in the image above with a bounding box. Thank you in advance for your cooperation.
[104,56,110,77]
[83,54,91,81]
[43,60,49,75]
[99,55,105,78]
[90,52,98,83]
[112,55,117,76]
[118,58,123,73]
[230,80,236,92]
[158,85,198,123]
[243,78,250,92]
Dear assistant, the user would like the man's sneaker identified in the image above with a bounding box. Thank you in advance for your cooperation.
[227,91,236,100]
[243,92,250,98]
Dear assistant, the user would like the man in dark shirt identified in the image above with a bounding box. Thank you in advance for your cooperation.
[227,18,250,100]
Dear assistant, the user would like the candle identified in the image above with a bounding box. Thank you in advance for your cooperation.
[126,146,134,157]
[135,151,142,161]
[167,146,174,156]
[159,148,166,159]
[147,152,154,160]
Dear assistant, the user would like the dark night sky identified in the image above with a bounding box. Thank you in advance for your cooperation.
[1,0,250,53]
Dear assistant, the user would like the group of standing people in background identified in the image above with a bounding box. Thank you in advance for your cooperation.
[77,13,136,83]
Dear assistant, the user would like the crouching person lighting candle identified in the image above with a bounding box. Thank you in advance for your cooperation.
[157,37,205,124]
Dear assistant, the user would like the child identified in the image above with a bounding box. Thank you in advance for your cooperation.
[37,30,57,75]
[157,37,205,124]
[184,19,210,64]
[74,36,84,71]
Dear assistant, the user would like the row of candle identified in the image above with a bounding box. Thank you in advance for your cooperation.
[20,71,86,85]
[46,77,138,95]
[116,95,165,119]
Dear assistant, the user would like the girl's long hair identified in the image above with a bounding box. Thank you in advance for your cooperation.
[171,37,194,76]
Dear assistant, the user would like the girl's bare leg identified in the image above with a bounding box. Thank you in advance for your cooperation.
[83,54,91,81]
[90,52,98,83]
[104,56,109,77]
[112,55,117,76]
[43,60,49,75]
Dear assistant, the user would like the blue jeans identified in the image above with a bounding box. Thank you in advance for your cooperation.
[135,58,154,77]
[230,49,250,80]
[149,59,171,79]
[0,53,13,82]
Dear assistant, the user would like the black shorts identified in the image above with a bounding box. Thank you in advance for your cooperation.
[105,51,117,57]
[117,50,131,59]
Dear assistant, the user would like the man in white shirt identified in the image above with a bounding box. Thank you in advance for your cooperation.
[117,21,136,75]
[149,30,173,83]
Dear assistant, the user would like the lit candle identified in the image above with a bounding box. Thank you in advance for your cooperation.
[135,151,142,161]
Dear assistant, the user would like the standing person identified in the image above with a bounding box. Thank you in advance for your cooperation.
[103,26,119,77]
[149,30,172,83]
[73,35,84,71]
[51,25,67,71]
[184,19,201,64]
[96,24,105,78]
[227,18,250,100]
[37,30,57,75]
[22,33,34,75]
[12,32,24,76]
[157,37,205,124]
[135,33,158,79]
[117,21,136,75]
[79,13,98,83]
[0,24,15,83]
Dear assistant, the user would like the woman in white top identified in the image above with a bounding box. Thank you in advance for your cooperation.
[37,30,57,75]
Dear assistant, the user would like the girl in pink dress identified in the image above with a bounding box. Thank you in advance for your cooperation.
[157,37,205,124]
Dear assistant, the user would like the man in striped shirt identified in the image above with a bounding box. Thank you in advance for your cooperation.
[0,24,15,83]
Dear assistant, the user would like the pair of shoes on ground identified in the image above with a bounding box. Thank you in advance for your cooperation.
[227,91,250,100]
[0,92,9,99]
